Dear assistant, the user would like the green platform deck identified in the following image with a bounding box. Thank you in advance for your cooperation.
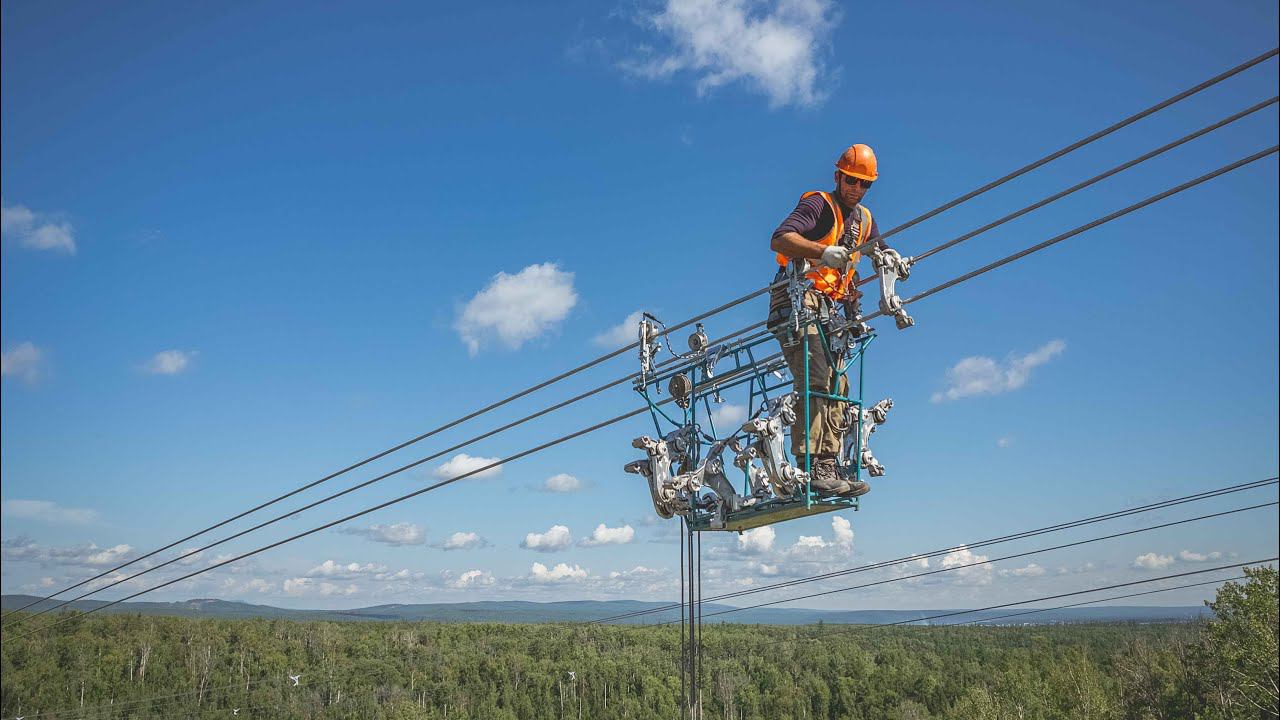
[686,494,859,532]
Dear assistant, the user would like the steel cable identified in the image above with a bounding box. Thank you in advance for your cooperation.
[589,476,1278,624]
[678,501,1277,625]
[11,49,1271,622]
[11,140,1276,639]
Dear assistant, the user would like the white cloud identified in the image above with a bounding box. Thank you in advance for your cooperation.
[142,350,197,375]
[932,340,1066,403]
[1,499,97,525]
[521,524,573,552]
[608,565,658,580]
[1,536,134,568]
[2,200,76,254]
[528,561,588,583]
[1177,550,1223,563]
[579,523,635,547]
[282,577,312,595]
[455,263,578,355]
[623,0,838,109]
[791,535,829,550]
[338,522,426,547]
[999,563,1047,578]
[831,516,853,550]
[307,560,388,578]
[1132,552,1175,570]
[940,545,993,585]
[439,531,489,551]
[593,310,645,348]
[736,526,775,554]
[1,342,43,384]
[997,436,1013,448]
[711,403,747,429]
[432,453,503,481]
[447,569,495,589]
[542,473,582,493]
[757,563,779,576]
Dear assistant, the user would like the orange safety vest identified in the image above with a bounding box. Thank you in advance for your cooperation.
[774,191,873,301]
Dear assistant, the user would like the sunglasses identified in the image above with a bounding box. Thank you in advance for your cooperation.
[843,175,873,189]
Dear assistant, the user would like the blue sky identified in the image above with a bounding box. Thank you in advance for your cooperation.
[2,0,1277,612]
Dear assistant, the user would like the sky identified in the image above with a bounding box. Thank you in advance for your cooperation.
[2,0,1277,615]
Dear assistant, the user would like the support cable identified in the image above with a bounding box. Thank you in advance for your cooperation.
[680,501,1277,625]
[589,476,1277,624]
[9,142,1276,640]
[1,324,782,628]
[0,354,780,641]
[951,574,1244,627]
[803,558,1276,638]
[10,50,1271,621]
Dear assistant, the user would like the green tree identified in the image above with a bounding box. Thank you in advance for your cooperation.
[1195,565,1279,719]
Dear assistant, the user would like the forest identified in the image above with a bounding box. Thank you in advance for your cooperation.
[1,566,1275,720]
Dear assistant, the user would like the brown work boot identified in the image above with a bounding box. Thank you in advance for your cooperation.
[807,457,871,498]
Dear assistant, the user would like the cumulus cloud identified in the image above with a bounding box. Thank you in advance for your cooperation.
[455,263,578,355]
[622,0,838,109]
[1132,552,1175,570]
[831,516,853,550]
[432,453,503,481]
[521,524,573,552]
[528,561,588,583]
[542,473,582,493]
[1,342,43,384]
[304,560,425,585]
[579,523,635,547]
[1,499,98,525]
[447,569,495,589]
[2,200,76,254]
[939,545,993,585]
[737,526,775,554]
[997,436,1013,448]
[2,536,135,568]
[438,531,489,551]
[1178,550,1223,563]
[142,350,197,375]
[338,522,426,547]
[932,340,1066,403]
[593,310,645,348]
[999,563,1047,578]
[711,403,747,429]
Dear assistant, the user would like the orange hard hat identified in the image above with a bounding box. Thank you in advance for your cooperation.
[835,144,878,181]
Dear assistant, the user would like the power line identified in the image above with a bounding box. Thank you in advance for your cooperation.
[10,48,1271,623]
[861,145,1279,324]
[951,574,1242,627]
[9,138,1276,641]
[682,500,1277,624]
[872,48,1277,247]
[910,95,1278,263]
[1,322,781,629]
[0,355,783,642]
[589,477,1278,624]
[828,558,1275,633]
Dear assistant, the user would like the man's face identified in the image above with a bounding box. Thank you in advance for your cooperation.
[835,171,871,207]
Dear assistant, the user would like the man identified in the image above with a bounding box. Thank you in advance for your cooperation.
[766,144,880,498]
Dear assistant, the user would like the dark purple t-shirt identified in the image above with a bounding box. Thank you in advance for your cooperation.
[771,194,879,246]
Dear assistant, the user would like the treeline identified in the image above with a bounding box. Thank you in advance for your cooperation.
[2,567,1275,719]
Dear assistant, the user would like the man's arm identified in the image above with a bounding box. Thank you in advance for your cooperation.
[771,231,828,261]
[770,195,832,261]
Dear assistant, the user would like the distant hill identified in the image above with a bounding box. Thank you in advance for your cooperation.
[0,594,1211,625]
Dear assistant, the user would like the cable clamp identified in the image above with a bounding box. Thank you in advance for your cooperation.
[869,245,916,330]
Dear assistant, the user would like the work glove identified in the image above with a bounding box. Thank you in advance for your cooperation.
[818,245,851,269]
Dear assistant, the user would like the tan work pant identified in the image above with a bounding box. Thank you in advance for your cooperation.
[770,290,850,461]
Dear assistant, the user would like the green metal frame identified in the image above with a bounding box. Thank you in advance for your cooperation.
[635,311,875,532]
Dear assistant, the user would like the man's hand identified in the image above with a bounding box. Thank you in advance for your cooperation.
[819,245,851,269]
